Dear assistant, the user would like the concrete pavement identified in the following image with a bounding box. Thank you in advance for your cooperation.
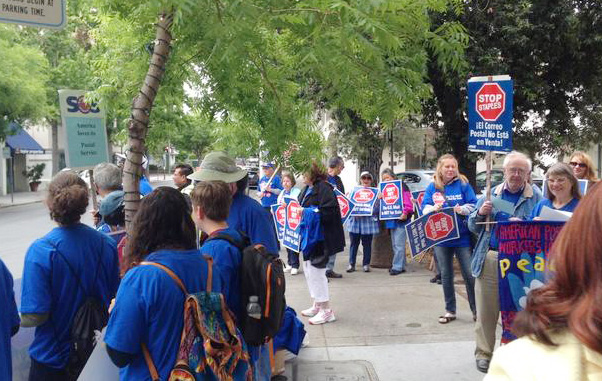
[281,248,496,381]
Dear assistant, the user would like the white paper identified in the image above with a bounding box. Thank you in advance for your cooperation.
[491,197,515,215]
[539,206,572,222]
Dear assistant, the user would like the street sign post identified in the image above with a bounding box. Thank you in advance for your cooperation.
[0,0,66,29]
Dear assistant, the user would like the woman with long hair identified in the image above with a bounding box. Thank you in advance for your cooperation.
[486,183,602,380]
[104,187,224,379]
[568,151,598,183]
[531,162,581,219]
[421,154,478,324]
[20,171,119,380]
[298,162,345,325]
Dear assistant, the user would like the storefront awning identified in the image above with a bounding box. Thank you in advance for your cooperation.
[5,122,45,154]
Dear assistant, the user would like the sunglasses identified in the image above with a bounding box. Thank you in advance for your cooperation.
[361,176,372,180]
[569,162,587,168]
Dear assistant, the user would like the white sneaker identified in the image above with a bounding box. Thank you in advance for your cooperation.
[283,265,292,272]
[309,309,336,325]
[291,268,298,275]
[301,305,319,317]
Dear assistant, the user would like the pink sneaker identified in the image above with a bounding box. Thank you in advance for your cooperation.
[309,309,336,325]
[301,305,319,317]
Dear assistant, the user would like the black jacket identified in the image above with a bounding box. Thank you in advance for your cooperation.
[299,180,346,256]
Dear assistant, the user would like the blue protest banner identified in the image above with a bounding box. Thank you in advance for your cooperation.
[379,180,404,220]
[467,75,513,153]
[498,221,564,344]
[349,186,378,217]
[283,198,303,252]
[405,208,460,257]
[271,203,287,241]
[334,189,356,224]
[412,191,425,216]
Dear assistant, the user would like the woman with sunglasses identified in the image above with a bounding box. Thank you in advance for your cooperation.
[530,163,581,220]
[568,151,598,183]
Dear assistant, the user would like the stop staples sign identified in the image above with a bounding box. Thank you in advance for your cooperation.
[337,195,350,217]
[475,83,506,121]
[425,213,454,241]
[287,200,302,230]
[353,188,375,203]
[382,183,399,205]
[276,204,286,226]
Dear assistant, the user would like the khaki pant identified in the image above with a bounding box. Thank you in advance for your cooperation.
[474,250,499,360]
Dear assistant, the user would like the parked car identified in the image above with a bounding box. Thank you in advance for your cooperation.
[247,167,259,189]
[475,169,544,195]
[396,170,435,193]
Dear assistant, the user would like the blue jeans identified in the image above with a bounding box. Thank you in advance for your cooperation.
[390,226,407,271]
[326,252,337,272]
[348,232,373,267]
[434,246,476,314]
[286,248,300,269]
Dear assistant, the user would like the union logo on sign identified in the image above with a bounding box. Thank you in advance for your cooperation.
[425,213,454,241]
[337,195,350,217]
[287,201,302,230]
[382,183,399,205]
[353,188,375,204]
[475,83,506,121]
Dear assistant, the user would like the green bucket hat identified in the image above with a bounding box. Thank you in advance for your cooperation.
[188,151,247,183]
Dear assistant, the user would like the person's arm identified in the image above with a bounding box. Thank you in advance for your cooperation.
[468,197,488,234]
[458,182,478,215]
[421,184,437,214]
[20,313,49,327]
[106,345,135,368]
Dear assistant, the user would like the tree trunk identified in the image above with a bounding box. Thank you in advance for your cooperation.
[123,12,173,229]
[370,222,393,268]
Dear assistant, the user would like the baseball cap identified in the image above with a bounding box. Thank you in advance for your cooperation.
[188,151,248,183]
[261,162,275,168]
[99,190,125,217]
[360,171,373,179]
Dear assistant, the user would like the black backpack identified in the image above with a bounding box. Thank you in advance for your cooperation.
[48,240,109,379]
[206,231,286,346]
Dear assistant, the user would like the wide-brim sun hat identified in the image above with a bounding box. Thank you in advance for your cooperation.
[188,151,247,183]
[360,171,373,179]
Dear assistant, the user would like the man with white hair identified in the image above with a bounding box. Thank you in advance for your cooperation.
[92,162,123,232]
[468,151,543,373]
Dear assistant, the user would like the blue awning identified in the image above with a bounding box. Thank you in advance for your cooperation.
[5,122,45,154]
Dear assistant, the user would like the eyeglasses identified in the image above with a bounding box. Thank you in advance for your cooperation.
[505,168,526,175]
[569,162,587,169]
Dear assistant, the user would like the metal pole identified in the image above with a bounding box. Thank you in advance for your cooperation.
[10,157,14,204]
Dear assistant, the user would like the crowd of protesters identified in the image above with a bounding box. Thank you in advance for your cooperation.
[0,147,599,380]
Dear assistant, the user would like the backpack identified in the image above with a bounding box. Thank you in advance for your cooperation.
[140,258,253,381]
[206,232,286,346]
[47,240,109,380]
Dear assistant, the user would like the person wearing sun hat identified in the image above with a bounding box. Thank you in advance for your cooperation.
[188,151,278,253]
[189,151,278,380]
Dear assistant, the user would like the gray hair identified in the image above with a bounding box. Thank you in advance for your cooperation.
[381,168,395,179]
[93,162,122,191]
[328,156,344,169]
[502,151,532,172]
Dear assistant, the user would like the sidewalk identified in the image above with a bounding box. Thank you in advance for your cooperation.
[280,247,492,381]
[0,176,172,209]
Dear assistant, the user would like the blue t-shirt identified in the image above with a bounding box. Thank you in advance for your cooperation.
[530,198,579,219]
[201,228,244,323]
[422,179,478,247]
[0,259,19,381]
[105,249,223,380]
[259,175,283,207]
[20,224,119,368]
[228,192,279,253]
[490,189,522,250]
[139,176,153,196]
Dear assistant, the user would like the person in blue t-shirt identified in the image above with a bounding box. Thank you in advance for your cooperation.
[0,258,19,381]
[188,151,277,380]
[105,187,224,380]
[422,154,478,325]
[531,162,581,220]
[258,162,283,208]
[20,171,119,380]
[191,181,244,323]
